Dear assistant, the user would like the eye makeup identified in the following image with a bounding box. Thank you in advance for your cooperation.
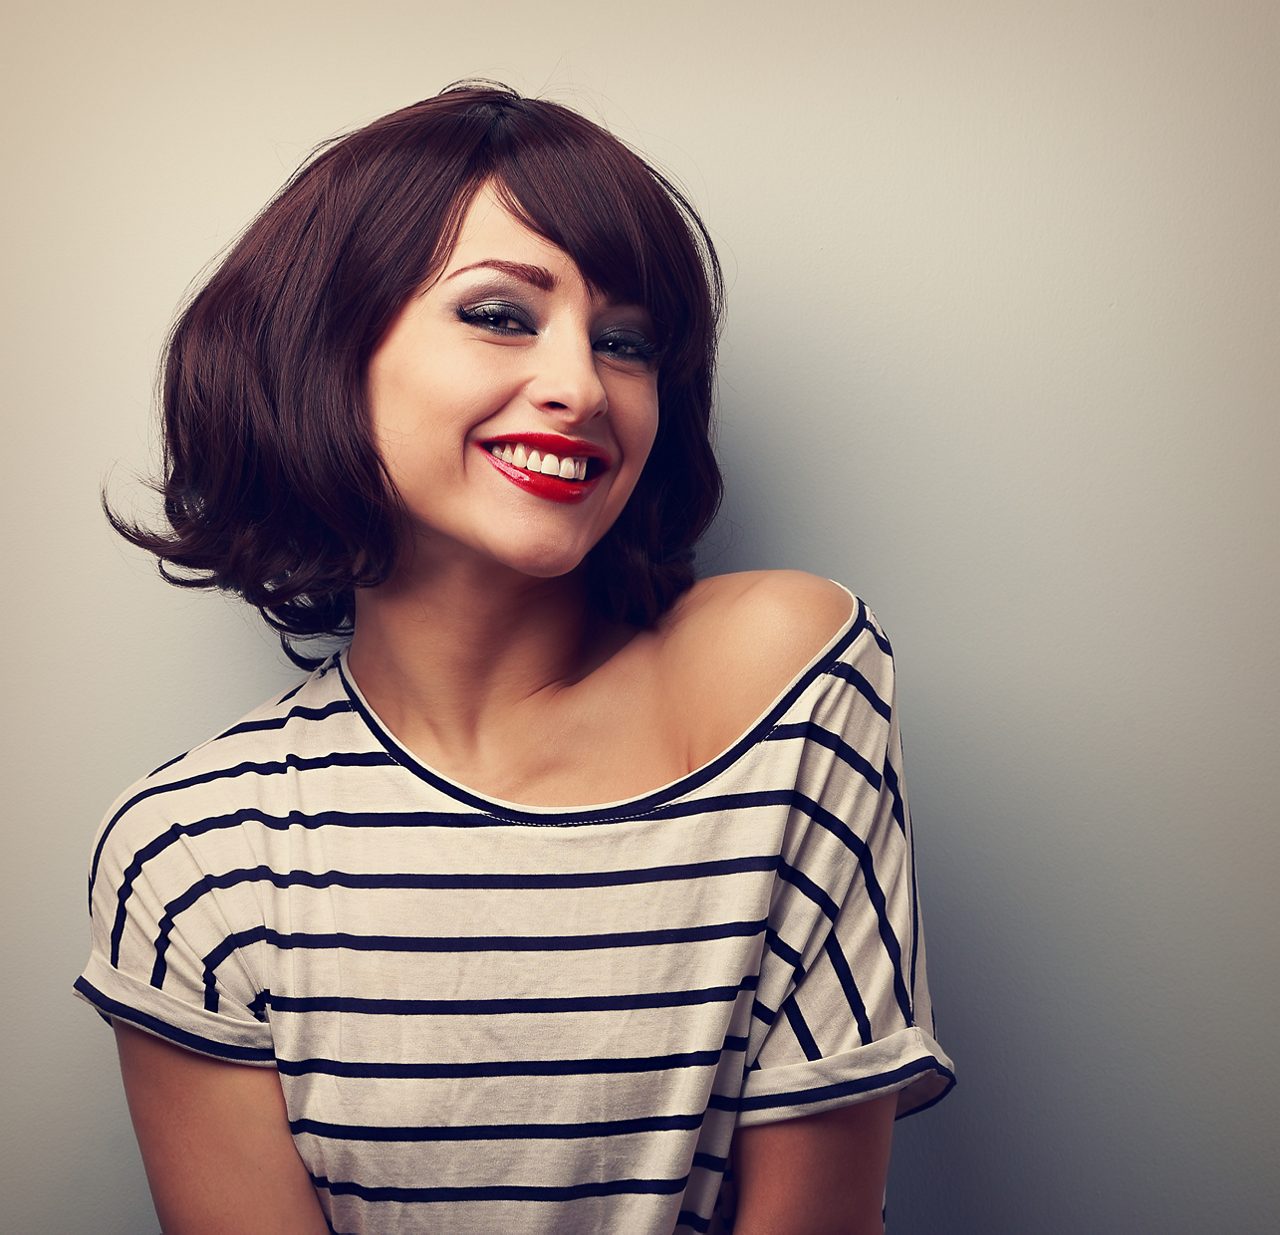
[454,294,661,367]
[455,301,534,335]
[594,330,661,365]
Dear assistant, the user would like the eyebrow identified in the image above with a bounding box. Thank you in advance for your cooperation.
[444,260,557,291]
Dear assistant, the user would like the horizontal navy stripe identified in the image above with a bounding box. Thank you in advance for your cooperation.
[149,856,779,985]
[216,699,355,741]
[109,789,804,964]
[127,783,880,988]
[202,920,766,1011]
[261,975,758,1017]
[114,782,868,969]
[312,1172,690,1203]
[145,681,345,777]
[188,853,778,897]
[154,701,358,776]
[131,787,901,1030]
[278,1038,747,1079]
[212,917,768,962]
[290,1109,708,1142]
[738,1055,956,1116]
[90,750,398,901]
[73,977,273,1063]
[154,849,829,993]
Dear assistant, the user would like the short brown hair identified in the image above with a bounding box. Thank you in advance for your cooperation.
[109,82,724,667]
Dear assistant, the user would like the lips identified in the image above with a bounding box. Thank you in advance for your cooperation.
[476,430,613,506]
[479,432,612,467]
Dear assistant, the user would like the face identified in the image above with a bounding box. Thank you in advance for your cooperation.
[365,182,661,585]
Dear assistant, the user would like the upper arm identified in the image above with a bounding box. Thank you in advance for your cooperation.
[114,1022,330,1235]
[730,1093,897,1235]
[80,780,326,1230]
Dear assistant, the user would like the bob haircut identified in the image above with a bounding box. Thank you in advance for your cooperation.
[109,81,724,668]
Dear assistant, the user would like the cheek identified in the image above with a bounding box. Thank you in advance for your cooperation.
[619,385,660,464]
[609,401,660,514]
[368,362,491,473]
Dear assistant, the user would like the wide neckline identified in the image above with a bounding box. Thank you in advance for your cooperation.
[337,580,865,823]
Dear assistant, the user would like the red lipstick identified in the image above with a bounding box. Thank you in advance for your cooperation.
[479,432,612,466]
[478,443,604,505]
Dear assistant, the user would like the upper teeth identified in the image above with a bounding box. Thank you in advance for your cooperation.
[488,443,590,481]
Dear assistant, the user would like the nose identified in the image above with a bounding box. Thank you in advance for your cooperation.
[526,330,608,423]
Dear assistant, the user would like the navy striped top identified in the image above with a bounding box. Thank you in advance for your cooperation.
[75,586,955,1234]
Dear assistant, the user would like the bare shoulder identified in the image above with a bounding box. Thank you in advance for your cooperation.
[661,569,855,662]
[656,571,857,760]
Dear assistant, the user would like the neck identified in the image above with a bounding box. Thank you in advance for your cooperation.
[345,550,606,763]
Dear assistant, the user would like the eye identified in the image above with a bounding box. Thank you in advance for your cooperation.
[594,330,661,366]
[456,302,534,335]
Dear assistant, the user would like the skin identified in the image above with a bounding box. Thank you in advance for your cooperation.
[115,183,899,1232]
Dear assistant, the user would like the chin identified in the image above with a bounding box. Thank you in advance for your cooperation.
[476,519,611,581]
[500,547,592,580]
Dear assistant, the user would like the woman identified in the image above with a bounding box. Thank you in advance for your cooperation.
[76,82,955,1234]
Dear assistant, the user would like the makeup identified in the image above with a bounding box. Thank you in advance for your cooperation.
[478,440,606,505]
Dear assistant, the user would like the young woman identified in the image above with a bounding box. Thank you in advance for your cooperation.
[76,83,955,1235]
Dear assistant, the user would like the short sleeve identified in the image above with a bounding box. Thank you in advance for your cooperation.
[738,612,955,1126]
[73,786,275,1065]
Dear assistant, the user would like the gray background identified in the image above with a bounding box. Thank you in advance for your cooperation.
[4,2,1277,1232]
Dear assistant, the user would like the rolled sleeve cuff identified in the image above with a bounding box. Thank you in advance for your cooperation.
[737,1025,956,1126]
[74,953,275,1066]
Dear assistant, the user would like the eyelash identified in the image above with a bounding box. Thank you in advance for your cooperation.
[456,302,661,366]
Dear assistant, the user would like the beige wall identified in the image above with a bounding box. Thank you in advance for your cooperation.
[4,2,1277,1231]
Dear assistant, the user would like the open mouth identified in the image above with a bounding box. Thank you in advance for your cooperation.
[478,438,609,505]
[484,441,607,483]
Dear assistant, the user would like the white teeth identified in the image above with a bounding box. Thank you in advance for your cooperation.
[487,443,594,482]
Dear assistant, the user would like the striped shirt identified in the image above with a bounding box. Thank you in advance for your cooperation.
[75,586,955,1234]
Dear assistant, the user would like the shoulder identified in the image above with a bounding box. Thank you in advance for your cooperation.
[655,571,862,757]
[86,661,348,890]
[660,569,858,664]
